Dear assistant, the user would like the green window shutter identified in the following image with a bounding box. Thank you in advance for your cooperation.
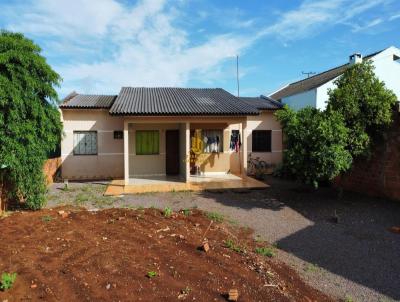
[136,130,159,155]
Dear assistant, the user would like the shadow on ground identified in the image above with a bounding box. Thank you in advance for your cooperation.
[197,176,400,300]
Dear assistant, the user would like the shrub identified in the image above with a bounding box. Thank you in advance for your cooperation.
[0,272,17,291]
[206,211,224,223]
[163,207,172,217]
[327,61,397,157]
[0,31,62,209]
[276,106,352,188]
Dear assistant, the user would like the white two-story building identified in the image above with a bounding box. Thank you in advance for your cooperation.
[270,46,400,110]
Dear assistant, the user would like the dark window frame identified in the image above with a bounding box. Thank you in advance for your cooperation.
[73,131,98,156]
[114,130,123,139]
[252,130,272,152]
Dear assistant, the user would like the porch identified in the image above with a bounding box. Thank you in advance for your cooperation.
[122,117,251,186]
[104,174,268,195]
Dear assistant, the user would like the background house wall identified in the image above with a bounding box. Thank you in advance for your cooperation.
[61,109,124,180]
[281,90,317,111]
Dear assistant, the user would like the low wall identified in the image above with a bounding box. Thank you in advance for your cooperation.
[334,111,400,201]
[44,157,62,185]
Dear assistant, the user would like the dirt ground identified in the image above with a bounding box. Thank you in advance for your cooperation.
[45,178,400,302]
[0,207,333,302]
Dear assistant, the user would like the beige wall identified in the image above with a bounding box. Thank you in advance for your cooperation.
[245,111,283,166]
[61,111,282,181]
[61,109,124,180]
[128,123,180,177]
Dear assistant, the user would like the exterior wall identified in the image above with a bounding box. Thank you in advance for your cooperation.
[246,111,283,169]
[128,123,179,177]
[61,109,124,180]
[334,111,400,201]
[282,89,317,111]
[284,47,400,111]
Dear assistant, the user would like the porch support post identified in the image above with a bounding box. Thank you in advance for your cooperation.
[185,122,190,182]
[241,118,248,176]
[124,120,129,185]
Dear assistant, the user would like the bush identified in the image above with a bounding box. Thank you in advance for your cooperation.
[276,106,352,188]
[0,31,62,209]
[327,61,397,157]
[0,272,17,291]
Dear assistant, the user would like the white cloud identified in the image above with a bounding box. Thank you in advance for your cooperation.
[350,18,383,32]
[0,0,393,95]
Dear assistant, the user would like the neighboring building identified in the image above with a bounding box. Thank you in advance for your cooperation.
[270,46,400,110]
[60,88,282,184]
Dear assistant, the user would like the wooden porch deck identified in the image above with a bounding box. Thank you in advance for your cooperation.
[104,175,268,196]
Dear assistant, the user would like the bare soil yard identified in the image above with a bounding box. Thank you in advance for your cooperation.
[0,207,333,301]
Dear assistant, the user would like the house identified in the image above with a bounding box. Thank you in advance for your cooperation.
[60,88,282,185]
[270,46,400,110]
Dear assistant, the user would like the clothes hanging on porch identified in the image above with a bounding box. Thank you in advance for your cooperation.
[230,130,241,152]
[202,130,222,153]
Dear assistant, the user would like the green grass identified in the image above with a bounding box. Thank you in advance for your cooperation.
[255,246,275,257]
[206,211,224,223]
[0,272,17,291]
[224,239,244,253]
[305,263,319,273]
[164,207,173,217]
[344,295,355,302]
[182,209,191,216]
[41,215,53,223]
[147,271,157,278]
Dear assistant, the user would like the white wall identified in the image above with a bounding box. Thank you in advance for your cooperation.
[282,89,317,110]
[282,46,400,111]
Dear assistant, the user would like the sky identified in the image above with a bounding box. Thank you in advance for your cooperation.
[0,0,399,98]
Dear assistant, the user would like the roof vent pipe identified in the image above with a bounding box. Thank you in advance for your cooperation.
[349,53,362,65]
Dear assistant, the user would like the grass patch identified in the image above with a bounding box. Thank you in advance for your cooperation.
[182,209,191,216]
[255,246,275,257]
[206,211,224,223]
[305,263,319,273]
[164,207,173,217]
[147,271,157,278]
[344,295,355,302]
[41,215,53,223]
[0,272,17,291]
[224,239,244,253]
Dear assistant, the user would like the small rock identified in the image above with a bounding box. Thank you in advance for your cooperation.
[228,289,239,301]
[106,283,111,290]
[194,223,200,227]
[30,284,37,289]
[202,241,210,253]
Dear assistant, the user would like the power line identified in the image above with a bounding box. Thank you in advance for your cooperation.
[302,71,316,78]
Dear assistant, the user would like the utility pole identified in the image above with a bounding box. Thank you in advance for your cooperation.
[302,71,316,78]
[236,55,240,98]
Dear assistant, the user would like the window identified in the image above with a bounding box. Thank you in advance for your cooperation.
[202,129,223,153]
[136,130,159,155]
[114,131,123,139]
[73,131,97,155]
[252,130,271,152]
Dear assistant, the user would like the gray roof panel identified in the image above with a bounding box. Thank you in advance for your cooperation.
[60,94,117,109]
[109,87,260,116]
[239,95,283,110]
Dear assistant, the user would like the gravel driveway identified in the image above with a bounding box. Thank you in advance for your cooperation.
[47,176,400,302]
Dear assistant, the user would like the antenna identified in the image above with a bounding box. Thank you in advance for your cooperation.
[236,55,240,98]
[302,71,316,78]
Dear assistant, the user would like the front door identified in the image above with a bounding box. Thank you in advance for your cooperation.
[166,130,180,175]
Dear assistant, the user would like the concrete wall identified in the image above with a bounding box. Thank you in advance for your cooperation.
[334,110,400,201]
[246,111,283,167]
[61,109,124,180]
[282,89,317,111]
[128,123,179,177]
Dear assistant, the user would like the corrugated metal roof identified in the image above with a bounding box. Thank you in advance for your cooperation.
[109,87,260,116]
[60,94,117,109]
[270,49,384,101]
[239,95,283,110]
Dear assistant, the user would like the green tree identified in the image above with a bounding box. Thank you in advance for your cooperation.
[327,61,397,157]
[276,106,352,188]
[0,31,62,209]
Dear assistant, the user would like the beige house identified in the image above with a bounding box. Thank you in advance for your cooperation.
[60,87,282,185]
